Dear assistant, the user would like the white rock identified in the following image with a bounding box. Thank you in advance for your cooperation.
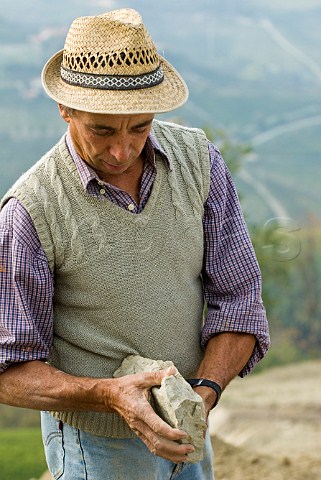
[113,355,206,463]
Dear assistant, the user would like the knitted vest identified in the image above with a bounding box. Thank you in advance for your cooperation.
[1,120,210,437]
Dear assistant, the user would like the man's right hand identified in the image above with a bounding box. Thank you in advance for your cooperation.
[98,367,195,463]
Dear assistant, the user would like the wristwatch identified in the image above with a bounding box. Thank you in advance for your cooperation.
[187,378,222,408]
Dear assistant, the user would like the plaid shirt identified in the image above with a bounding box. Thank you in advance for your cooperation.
[0,130,269,376]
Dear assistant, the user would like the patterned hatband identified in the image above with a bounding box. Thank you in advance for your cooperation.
[60,64,164,91]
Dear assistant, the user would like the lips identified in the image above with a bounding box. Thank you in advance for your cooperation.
[107,163,123,169]
[100,159,126,171]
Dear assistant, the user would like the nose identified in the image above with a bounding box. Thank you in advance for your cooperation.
[109,138,131,163]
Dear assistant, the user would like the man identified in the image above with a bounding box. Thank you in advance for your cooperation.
[0,8,269,480]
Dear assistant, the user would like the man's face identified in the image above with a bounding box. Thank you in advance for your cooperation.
[59,106,154,183]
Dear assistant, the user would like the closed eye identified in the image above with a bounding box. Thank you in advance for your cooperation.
[132,127,148,134]
[90,128,114,137]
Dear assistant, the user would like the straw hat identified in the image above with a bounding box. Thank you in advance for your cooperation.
[42,8,189,114]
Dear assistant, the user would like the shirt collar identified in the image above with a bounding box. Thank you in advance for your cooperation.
[148,130,172,169]
[65,127,171,192]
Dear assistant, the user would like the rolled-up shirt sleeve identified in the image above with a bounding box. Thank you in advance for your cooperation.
[0,198,53,373]
[202,143,270,376]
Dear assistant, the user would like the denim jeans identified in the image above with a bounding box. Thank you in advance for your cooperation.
[41,411,215,479]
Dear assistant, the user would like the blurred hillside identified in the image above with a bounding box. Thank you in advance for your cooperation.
[0,0,320,225]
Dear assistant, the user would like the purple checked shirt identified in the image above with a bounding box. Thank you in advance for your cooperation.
[0,130,269,376]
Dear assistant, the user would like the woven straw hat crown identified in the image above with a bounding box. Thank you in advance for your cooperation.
[42,9,189,114]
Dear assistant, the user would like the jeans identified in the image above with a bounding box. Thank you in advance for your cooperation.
[41,411,215,479]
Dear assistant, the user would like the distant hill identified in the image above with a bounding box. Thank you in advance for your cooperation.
[0,0,320,226]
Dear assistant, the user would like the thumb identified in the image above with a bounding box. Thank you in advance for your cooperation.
[157,365,178,382]
[163,366,178,377]
[143,366,178,387]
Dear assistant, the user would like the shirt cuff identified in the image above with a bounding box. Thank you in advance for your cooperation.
[201,305,270,376]
[0,362,10,374]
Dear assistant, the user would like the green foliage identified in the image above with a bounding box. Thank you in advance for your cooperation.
[0,428,47,480]
[0,405,41,428]
[250,218,297,306]
[279,218,321,354]
[203,126,251,176]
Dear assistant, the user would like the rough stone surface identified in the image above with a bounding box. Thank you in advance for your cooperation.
[113,355,206,463]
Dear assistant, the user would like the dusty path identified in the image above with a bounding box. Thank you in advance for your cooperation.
[210,360,321,480]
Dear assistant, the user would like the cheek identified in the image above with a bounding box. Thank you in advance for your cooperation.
[135,137,149,154]
[84,137,107,156]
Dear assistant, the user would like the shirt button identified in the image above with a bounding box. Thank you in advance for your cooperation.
[128,203,135,211]
[100,188,106,195]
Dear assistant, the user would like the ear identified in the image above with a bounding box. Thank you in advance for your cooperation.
[58,104,71,123]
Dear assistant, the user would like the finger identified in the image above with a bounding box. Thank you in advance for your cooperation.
[135,367,178,390]
[137,429,195,463]
[127,401,188,442]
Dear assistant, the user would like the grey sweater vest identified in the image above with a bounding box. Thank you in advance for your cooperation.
[1,120,210,437]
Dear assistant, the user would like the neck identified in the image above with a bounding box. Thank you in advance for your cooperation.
[99,155,144,203]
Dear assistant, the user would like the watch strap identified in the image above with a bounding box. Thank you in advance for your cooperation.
[187,378,222,408]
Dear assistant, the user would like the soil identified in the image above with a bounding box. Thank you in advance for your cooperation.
[209,360,321,480]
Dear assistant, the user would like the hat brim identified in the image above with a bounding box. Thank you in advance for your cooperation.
[41,50,189,114]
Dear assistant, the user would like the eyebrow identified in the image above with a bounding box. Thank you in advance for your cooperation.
[87,118,154,131]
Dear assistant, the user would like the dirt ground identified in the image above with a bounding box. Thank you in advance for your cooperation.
[209,360,321,480]
[40,361,321,480]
